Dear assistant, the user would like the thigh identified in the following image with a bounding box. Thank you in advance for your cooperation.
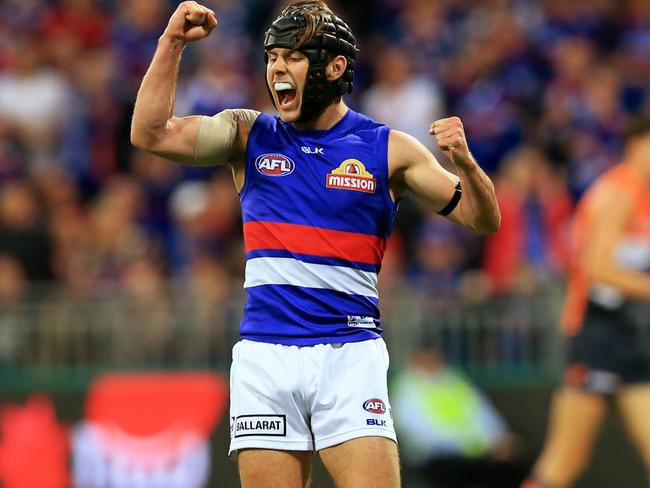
[617,385,650,468]
[310,339,396,451]
[319,436,400,488]
[543,387,607,453]
[238,449,312,488]
[534,387,607,487]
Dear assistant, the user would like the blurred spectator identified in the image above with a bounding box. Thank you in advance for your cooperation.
[391,341,526,488]
[58,176,151,294]
[619,0,650,113]
[111,0,170,95]
[0,120,22,183]
[387,0,455,80]
[0,180,54,282]
[110,0,171,169]
[175,0,254,118]
[39,0,110,75]
[62,46,122,189]
[0,255,27,363]
[531,0,618,47]
[362,43,444,149]
[168,171,242,276]
[0,256,25,305]
[117,257,172,364]
[177,254,235,364]
[537,36,625,195]
[40,0,109,50]
[0,36,70,168]
[129,150,183,255]
[0,0,48,41]
[483,145,573,295]
[407,217,476,299]
[445,8,535,174]
[176,42,252,117]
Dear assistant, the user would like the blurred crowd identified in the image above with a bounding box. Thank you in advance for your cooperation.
[0,0,649,310]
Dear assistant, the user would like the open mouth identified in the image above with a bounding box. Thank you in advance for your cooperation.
[274,82,297,109]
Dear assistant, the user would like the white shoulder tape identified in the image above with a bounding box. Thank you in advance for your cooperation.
[194,109,260,166]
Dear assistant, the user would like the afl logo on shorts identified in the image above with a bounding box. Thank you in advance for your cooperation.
[363,398,386,414]
[255,153,295,177]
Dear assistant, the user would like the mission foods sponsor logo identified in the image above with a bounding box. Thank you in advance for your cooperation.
[326,159,376,193]
[363,398,386,414]
[256,153,295,176]
[233,414,287,437]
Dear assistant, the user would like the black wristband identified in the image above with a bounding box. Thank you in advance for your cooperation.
[437,182,462,216]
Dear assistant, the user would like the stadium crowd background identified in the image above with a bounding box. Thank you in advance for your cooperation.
[1,1,650,486]
[0,0,649,361]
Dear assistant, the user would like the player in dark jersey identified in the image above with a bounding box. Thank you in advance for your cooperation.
[130,2,500,487]
[521,118,650,488]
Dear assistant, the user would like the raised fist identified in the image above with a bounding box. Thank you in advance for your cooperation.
[430,116,474,169]
[163,1,218,44]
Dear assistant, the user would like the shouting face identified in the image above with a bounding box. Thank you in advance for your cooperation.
[266,48,309,123]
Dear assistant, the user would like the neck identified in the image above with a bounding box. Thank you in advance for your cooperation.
[292,101,349,131]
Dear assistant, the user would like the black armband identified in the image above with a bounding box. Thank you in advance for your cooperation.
[437,182,462,216]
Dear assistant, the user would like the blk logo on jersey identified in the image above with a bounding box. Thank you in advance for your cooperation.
[301,146,324,155]
[256,153,295,177]
[363,398,386,414]
[326,159,376,193]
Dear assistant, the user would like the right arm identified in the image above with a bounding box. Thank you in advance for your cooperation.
[130,1,256,173]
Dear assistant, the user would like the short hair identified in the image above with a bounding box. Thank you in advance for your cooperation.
[624,115,650,143]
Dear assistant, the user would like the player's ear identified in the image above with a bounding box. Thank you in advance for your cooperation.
[326,55,347,82]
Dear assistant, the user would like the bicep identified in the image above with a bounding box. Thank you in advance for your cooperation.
[137,114,204,165]
[137,109,257,166]
[390,130,459,211]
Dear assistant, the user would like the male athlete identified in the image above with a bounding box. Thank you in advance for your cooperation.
[131,2,500,487]
[521,117,650,488]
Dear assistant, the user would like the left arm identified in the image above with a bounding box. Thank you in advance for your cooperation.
[388,117,501,234]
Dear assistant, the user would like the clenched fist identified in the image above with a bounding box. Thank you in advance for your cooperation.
[430,116,475,169]
[163,1,218,45]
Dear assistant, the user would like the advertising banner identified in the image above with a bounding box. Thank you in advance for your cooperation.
[72,371,228,488]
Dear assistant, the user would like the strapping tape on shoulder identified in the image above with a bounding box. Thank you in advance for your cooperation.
[437,182,462,216]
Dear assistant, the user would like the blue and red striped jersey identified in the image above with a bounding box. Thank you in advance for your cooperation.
[239,109,398,345]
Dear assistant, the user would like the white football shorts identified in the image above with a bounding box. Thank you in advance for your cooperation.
[228,338,396,454]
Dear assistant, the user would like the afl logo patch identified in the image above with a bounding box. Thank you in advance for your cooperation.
[363,398,386,414]
[256,153,295,177]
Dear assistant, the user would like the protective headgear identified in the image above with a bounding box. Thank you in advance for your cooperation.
[264,6,358,122]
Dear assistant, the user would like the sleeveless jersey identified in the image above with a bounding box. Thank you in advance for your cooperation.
[561,164,650,335]
[239,109,398,345]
